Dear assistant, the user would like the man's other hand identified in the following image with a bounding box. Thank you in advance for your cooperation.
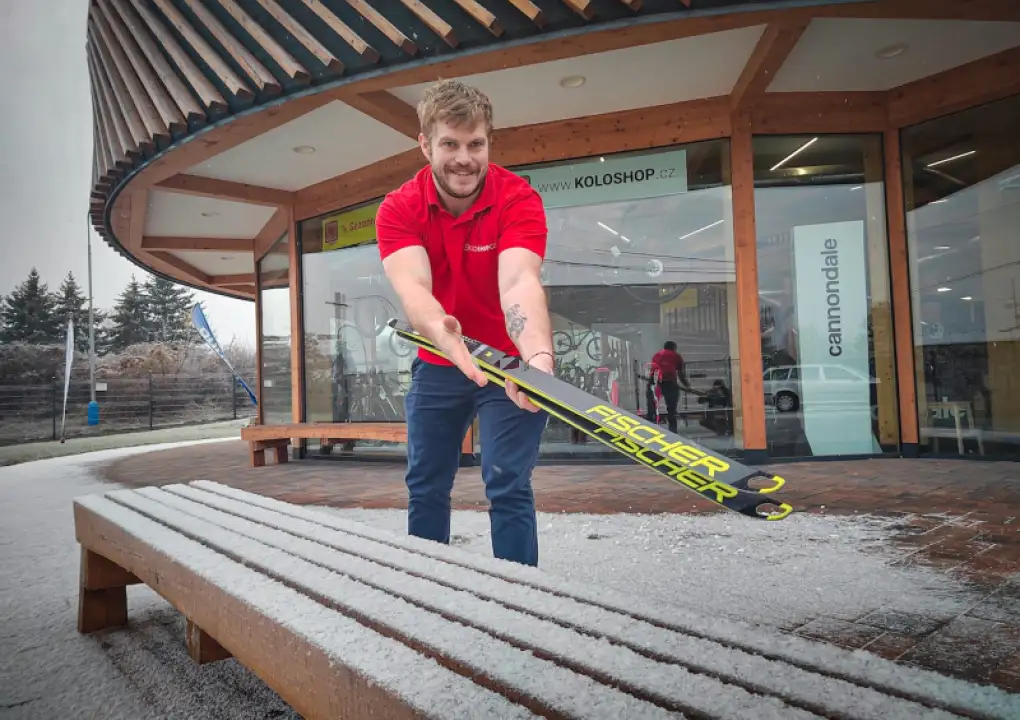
[505,351,552,412]
[430,315,487,387]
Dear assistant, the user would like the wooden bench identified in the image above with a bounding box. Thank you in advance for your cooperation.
[73,483,1020,720]
[239,422,410,466]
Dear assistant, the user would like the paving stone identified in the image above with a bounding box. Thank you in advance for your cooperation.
[856,608,945,636]
[966,594,1020,624]
[794,617,885,649]
[899,616,1020,682]
[861,632,922,661]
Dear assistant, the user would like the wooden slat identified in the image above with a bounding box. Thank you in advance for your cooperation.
[176,0,282,95]
[883,129,919,450]
[155,174,293,207]
[730,20,810,110]
[507,0,544,26]
[450,0,503,36]
[87,36,142,163]
[240,423,408,442]
[618,0,642,9]
[95,0,187,134]
[254,0,344,73]
[101,0,205,126]
[342,0,416,54]
[89,3,169,147]
[88,25,152,155]
[561,0,595,19]
[216,0,311,85]
[124,0,240,109]
[399,1,458,48]
[340,90,420,138]
[88,54,132,173]
[296,0,379,63]
[729,112,766,455]
[142,236,254,252]
[88,62,116,181]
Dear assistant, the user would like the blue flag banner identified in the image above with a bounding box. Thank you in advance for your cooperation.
[191,304,258,407]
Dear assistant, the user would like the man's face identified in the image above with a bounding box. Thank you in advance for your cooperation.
[420,118,489,201]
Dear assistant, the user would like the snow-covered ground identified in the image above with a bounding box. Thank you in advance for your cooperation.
[318,506,985,632]
[0,442,1007,719]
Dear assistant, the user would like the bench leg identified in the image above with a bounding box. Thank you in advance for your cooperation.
[249,443,266,467]
[275,443,289,464]
[77,548,139,634]
[186,618,232,664]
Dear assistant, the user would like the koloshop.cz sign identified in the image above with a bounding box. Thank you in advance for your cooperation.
[519,149,688,209]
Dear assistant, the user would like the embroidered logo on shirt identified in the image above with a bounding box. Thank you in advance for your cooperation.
[464,242,497,252]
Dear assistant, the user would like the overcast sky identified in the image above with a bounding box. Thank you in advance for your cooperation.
[0,0,255,347]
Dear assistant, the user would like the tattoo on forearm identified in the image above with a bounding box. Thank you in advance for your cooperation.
[505,303,527,341]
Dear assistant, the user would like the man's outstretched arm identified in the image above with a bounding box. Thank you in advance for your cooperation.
[498,247,553,367]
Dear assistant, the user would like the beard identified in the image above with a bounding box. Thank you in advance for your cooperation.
[431,160,486,200]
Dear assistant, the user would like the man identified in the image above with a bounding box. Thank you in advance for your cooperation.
[375,79,554,567]
[651,340,688,434]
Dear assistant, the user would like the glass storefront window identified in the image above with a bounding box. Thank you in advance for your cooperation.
[300,200,411,457]
[752,134,899,458]
[902,94,1020,457]
[519,139,742,458]
[257,234,292,425]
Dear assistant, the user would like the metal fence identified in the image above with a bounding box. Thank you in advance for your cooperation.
[0,372,257,446]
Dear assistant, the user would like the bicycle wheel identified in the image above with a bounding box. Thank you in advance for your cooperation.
[585,336,602,362]
[552,331,574,356]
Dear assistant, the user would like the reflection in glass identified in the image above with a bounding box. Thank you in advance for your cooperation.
[257,234,292,424]
[902,94,1020,457]
[300,202,413,456]
[519,140,742,457]
[753,134,899,458]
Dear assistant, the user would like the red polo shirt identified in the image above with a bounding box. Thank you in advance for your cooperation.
[376,163,547,365]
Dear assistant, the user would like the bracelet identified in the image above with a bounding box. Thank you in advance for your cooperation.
[525,350,555,366]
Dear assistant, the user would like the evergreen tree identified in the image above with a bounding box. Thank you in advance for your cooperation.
[0,268,61,344]
[54,272,92,352]
[108,275,152,350]
[144,275,196,343]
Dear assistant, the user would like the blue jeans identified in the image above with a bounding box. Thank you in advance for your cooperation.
[403,357,548,566]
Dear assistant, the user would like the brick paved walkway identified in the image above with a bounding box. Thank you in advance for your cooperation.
[100,441,1020,693]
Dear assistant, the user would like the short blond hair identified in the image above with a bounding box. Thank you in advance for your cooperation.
[417,79,493,142]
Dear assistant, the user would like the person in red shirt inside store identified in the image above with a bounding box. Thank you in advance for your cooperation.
[651,340,689,434]
[375,79,554,567]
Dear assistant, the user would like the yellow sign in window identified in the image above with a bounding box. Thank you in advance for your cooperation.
[322,201,381,251]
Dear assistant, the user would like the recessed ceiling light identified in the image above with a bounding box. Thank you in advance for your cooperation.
[937,287,951,292]
[961,296,973,301]
[876,43,908,59]
[559,75,585,88]
[293,145,316,154]
[934,245,951,250]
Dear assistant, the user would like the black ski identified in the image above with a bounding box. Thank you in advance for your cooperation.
[388,319,793,521]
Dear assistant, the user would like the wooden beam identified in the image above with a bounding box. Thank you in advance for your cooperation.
[154,175,293,207]
[296,0,380,63]
[148,251,213,284]
[254,207,291,261]
[451,0,503,36]
[729,112,766,455]
[142,236,254,252]
[883,129,919,451]
[507,0,545,27]
[126,188,148,252]
[215,0,311,84]
[888,46,1020,128]
[399,1,458,48]
[341,0,417,55]
[253,0,344,74]
[211,273,257,285]
[750,92,889,134]
[340,91,420,139]
[287,206,304,426]
[730,20,810,110]
[296,148,423,222]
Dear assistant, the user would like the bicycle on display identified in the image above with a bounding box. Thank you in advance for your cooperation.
[552,325,602,362]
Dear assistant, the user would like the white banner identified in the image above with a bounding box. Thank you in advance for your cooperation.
[61,318,74,441]
[519,149,687,209]
[792,220,878,455]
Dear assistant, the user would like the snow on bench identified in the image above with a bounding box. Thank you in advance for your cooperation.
[73,483,1020,720]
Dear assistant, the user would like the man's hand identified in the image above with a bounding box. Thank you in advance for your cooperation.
[429,315,487,387]
[505,350,553,412]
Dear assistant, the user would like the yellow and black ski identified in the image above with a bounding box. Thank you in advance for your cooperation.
[388,319,793,521]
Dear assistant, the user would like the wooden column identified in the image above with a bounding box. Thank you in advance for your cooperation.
[882,129,919,455]
[729,112,767,459]
[288,205,305,434]
[254,267,265,425]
